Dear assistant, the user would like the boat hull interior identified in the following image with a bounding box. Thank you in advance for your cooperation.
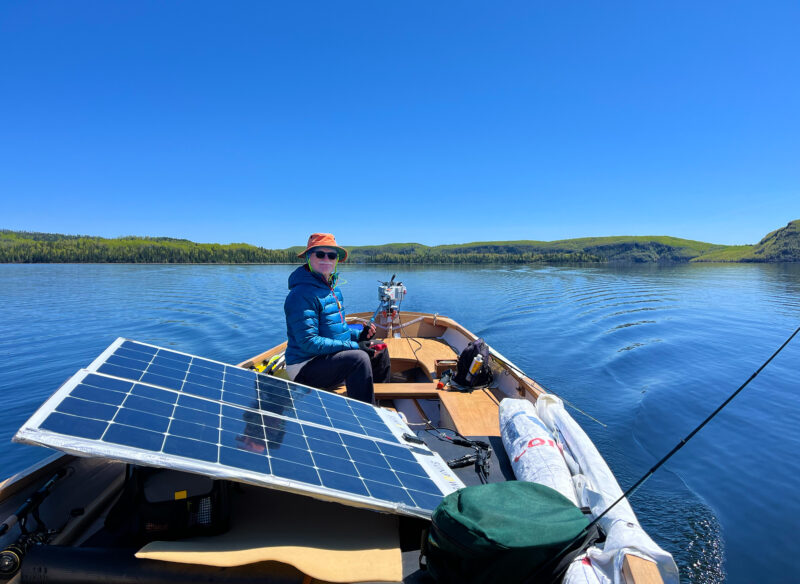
[0,312,664,584]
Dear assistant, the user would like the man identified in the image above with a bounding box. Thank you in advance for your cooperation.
[283,233,390,403]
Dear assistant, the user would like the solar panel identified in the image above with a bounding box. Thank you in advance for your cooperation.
[14,338,465,518]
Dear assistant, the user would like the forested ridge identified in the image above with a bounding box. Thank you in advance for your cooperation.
[0,231,295,263]
[0,231,603,264]
[2,220,799,263]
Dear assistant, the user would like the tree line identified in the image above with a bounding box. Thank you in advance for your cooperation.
[0,231,601,264]
[348,250,602,264]
[0,232,296,263]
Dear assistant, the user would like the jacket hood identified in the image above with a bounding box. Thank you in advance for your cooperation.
[288,265,338,290]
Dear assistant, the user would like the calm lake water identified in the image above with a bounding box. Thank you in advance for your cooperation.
[2,263,799,583]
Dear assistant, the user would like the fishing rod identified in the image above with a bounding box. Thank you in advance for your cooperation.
[0,468,69,579]
[485,344,608,427]
[526,324,800,583]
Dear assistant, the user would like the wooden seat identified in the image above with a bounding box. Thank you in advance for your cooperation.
[335,381,500,436]
[439,388,501,436]
[380,338,457,380]
[372,382,501,437]
[373,383,442,398]
[334,383,442,398]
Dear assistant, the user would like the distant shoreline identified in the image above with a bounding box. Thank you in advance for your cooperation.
[2,220,798,264]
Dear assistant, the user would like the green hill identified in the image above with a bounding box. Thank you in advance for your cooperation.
[2,220,799,264]
[748,220,800,262]
[691,220,800,262]
[347,235,735,264]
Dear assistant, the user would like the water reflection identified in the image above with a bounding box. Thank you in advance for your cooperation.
[4,263,800,584]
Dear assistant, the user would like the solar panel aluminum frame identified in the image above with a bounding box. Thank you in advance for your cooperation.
[14,338,465,519]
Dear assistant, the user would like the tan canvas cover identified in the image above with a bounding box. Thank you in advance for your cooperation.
[136,486,402,583]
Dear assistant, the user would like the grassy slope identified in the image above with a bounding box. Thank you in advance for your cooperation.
[691,220,800,262]
[749,219,800,262]
[689,245,756,262]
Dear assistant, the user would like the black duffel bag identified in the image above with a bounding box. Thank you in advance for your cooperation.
[106,466,231,543]
[453,337,493,387]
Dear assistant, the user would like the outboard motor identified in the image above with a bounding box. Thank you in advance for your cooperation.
[370,275,407,332]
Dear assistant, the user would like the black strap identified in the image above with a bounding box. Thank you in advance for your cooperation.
[418,527,430,570]
[522,524,600,584]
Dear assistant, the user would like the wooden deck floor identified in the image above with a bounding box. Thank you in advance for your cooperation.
[380,337,458,380]
[334,337,501,436]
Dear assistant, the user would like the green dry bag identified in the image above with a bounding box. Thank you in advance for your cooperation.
[422,481,592,584]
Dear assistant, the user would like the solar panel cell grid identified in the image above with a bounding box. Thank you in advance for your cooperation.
[16,338,464,517]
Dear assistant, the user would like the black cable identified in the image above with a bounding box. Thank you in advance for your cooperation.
[426,426,492,483]
[395,305,424,368]
[525,325,800,583]
[392,305,493,482]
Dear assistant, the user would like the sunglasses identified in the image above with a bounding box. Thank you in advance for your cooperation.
[312,251,338,260]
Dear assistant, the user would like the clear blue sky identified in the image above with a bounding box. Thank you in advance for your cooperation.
[1,1,798,247]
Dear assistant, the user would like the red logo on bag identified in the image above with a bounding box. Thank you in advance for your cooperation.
[513,437,558,462]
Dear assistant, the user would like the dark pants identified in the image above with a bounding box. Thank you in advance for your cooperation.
[294,348,391,404]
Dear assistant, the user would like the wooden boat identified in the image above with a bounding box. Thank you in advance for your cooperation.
[0,308,676,584]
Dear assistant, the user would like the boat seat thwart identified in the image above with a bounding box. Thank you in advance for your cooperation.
[335,383,501,437]
[379,338,458,381]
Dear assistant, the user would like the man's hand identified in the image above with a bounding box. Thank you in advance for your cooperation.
[358,340,375,357]
[358,322,376,341]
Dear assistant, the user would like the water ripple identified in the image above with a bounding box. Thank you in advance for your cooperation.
[3,263,800,584]
[606,320,657,332]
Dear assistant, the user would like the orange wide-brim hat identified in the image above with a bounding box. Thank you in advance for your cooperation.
[297,233,348,262]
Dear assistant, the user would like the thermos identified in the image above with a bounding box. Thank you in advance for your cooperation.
[465,354,483,383]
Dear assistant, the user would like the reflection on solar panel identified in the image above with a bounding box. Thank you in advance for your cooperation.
[15,338,464,518]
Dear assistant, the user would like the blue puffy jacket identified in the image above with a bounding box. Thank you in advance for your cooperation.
[284,265,359,365]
